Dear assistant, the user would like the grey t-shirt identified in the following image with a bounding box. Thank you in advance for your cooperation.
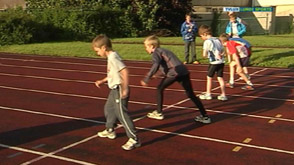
[107,52,126,89]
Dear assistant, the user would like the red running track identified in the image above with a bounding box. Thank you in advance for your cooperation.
[0,52,293,165]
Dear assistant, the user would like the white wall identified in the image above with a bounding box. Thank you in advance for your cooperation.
[253,0,294,6]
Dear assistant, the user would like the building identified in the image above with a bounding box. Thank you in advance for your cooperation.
[0,0,25,10]
[192,0,294,34]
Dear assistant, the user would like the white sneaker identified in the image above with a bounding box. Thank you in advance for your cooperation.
[147,110,164,120]
[97,129,116,139]
[199,93,212,100]
[122,138,141,151]
[217,95,228,101]
[194,115,212,124]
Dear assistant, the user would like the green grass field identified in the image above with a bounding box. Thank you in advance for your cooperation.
[1,35,294,68]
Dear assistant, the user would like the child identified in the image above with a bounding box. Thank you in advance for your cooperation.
[198,25,227,101]
[180,13,199,64]
[219,33,254,90]
[92,34,140,150]
[140,35,211,124]
[226,12,246,38]
[230,37,252,79]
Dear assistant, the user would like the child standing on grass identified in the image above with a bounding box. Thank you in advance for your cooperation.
[140,35,211,124]
[92,34,140,151]
[198,25,227,101]
[181,13,199,64]
[219,33,254,90]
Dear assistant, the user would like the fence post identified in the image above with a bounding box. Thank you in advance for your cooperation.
[269,6,276,35]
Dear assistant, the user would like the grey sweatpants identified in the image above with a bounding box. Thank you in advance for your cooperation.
[104,86,137,139]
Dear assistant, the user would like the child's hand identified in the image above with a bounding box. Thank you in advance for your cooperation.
[120,88,129,99]
[95,80,103,88]
[140,80,148,87]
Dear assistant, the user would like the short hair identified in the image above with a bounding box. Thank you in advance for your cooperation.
[92,34,112,51]
[198,24,212,36]
[144,35,160,48]
[219,33,229,43]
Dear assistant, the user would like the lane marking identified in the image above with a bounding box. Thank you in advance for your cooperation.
[268,114,283,124]
[1,86,294,122]
[1,105,294,157]
[232,138,252,152]
[1,56,293,78]
[0,143,96,165]
[7,152,22,158]
[1,73,294,102]
[7,144,46,159]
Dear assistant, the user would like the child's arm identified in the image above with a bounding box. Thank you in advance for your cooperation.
[120,67,129,99]
[202,49,208,58]
[95,77,107,88]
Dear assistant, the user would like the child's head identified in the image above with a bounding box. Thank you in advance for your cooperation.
[185,13,192,22]
[92,34,112,58]
[144,35,160,54]
[219,33,229,45]
[198,25,212,40]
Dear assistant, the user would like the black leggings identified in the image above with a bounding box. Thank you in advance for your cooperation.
[156,74,207,116]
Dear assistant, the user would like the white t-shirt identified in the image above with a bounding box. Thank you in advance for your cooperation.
[107,52,126,89]
[203,37,225,64]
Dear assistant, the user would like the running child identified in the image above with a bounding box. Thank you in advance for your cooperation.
[198,25,227,101]
[92,34,140,150]
[140,35,211,124]
[219,33,254,90]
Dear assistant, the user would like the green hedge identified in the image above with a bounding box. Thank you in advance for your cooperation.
[0,6,137,45]
[0,8,36,45]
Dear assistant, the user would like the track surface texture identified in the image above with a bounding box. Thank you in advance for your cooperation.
[0,52,293,165]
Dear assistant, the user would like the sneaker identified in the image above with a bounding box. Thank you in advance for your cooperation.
[193,61,200,64]
[147,110,164,120]
[194,115,211,124]
[241,84,254,90]
[122,138,141,151]
[97,129,116,139]
[199,93,212,100]
[217,95,228,101]
[225,82,234,88]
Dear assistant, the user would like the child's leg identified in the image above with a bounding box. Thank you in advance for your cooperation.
[104,90,118,130]
[206,76,212,94]
[190,41,197,62]
[217,77,226,96]
[184,41,190,63]
[229,62,236,84]
[178,74,208,117]
[243,67,248,75]
[236,66,252,85]
[156,77,177,113]
[115,87,138,140]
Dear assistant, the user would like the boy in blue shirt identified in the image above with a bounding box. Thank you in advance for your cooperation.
[181,13,199,64]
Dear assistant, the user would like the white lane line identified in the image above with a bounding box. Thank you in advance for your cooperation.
[1,73,294,102]
[137,127,294,155]
[1,85,294,122]
[1,60,294,79]
[1,105,293,158]
[0,143,96,165]
[20,135,99,165]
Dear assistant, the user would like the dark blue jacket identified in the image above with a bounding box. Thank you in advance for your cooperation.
[181,21,198,42]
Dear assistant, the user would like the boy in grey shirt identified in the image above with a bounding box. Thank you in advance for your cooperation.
[93,34,140,150]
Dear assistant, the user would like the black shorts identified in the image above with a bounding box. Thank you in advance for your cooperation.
[207,63,225,78]
[240,57,250,67]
